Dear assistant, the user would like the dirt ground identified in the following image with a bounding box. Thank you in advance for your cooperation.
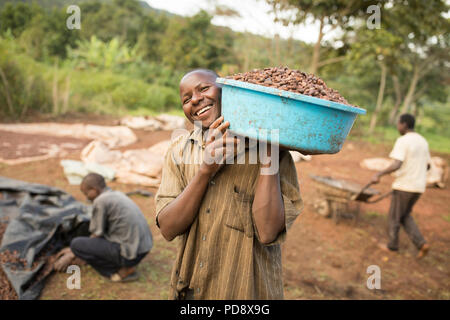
[0,115,449,300]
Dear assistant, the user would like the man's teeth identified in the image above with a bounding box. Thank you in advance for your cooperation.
[196,105,212,116]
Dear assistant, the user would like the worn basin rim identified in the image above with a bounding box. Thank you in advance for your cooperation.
[216,77,366,115]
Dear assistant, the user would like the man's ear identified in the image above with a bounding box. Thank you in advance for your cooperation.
[87,188,99,199]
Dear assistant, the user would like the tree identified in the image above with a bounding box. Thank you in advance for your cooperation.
[18,7,80,60]
[79,0,167,61]
[159,10,234,71]
[384,0,449,116]
[67,36,142,70]
[266,0,381,74]
[347,26,403,133]
[0,2,38,36]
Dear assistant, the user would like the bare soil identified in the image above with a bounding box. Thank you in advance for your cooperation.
[0,115,448,300]
[0,130,89,161]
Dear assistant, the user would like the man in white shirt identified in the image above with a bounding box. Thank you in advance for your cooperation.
[371,114,430,259]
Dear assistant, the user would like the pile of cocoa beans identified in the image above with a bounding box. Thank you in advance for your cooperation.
[226,66,352,106]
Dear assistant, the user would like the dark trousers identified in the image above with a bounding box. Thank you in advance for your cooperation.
[387,190,426,251]
[70,236,148,278]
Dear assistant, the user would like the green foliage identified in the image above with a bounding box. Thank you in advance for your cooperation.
[0,0,447,149]
[62,66,179,115]
[67,36,142,70]
[78,0,167,55]
[0,2,37,36]
[268,0,381,25]
[0,37,50,118]
[160,10,234,71]
[14,6,80,60]
[352,125,450,154]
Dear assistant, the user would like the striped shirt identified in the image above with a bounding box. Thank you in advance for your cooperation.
[155,127,303,300]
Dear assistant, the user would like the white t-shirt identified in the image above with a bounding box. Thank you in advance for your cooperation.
[389,132,431,193]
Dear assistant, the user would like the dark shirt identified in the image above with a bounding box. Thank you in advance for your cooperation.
[90,188,152,259]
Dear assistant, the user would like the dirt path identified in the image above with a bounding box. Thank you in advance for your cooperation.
[0,116,448,300]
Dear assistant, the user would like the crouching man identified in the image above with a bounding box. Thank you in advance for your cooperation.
[54,173,153,282]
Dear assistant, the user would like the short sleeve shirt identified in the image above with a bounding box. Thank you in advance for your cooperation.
[91,188,153,260]
[389,132,431,193]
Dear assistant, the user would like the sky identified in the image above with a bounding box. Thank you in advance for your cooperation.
[144,0,332,44]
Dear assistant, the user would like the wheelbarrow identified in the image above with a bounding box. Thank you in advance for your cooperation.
[310,174,391,224]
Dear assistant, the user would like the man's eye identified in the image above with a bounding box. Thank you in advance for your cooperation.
[183,98,191,104]
[201,86,209,92]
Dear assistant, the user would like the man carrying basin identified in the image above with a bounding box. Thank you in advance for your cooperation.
[370,114,431,259]
[155,69,303,300]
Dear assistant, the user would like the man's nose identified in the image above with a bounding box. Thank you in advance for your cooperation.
[191,92,203,105]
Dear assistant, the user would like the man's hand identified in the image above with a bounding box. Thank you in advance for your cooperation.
[370,159,402,185]
[200,115,240,178]
[53,247,76,272]
[157,116,239,242]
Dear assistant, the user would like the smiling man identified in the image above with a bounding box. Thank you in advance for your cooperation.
[155,69,303,300]
[180,69,222,129]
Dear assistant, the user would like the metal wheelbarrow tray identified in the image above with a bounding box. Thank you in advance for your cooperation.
[309,175,389,224]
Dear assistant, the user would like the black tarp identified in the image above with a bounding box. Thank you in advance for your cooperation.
[0,176,91,300]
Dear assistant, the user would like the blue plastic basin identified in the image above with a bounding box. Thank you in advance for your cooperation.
[216,77,366,154]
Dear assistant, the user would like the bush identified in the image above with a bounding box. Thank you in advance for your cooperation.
[68,67,179,115]
[0,38,50,119]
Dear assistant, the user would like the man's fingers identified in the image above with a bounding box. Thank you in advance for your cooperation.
[209,137,239,149]
[209,115,224,129]
[211,146,235,158]
[206,117,226,143]
[207,121,230,142]
[216,120,230,134]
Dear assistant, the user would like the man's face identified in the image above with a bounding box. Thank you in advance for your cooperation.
[80,184,100,202]
[180,71,221,129]
[397,121,407,135]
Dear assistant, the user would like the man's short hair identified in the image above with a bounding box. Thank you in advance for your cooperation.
[181,68,220,84]
[399,113,415,129]
[185,68,219,78]
[81,173,106,190]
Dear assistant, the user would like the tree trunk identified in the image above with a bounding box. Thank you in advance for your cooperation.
[412,102,418,117]
[52,68,59,115]
[310,16,324,75]
[244,34,250,71]
[400,66,420,114]
[388,74,402,124]
[275,34,280,65]
[0,67,14,115]
[62,75,71,114]
[369,62,387,134]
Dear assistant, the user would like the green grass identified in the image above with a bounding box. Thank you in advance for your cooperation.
[353,126,450,154]
[365,211,383,218]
